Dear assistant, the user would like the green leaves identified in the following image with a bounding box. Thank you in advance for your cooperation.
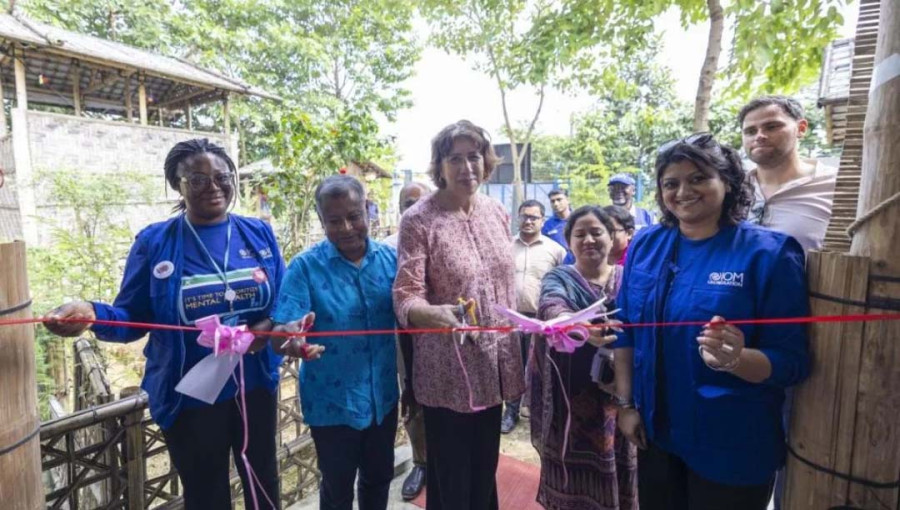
[257,105,392,259]
[21,0,421,166]
[724,0,845,98]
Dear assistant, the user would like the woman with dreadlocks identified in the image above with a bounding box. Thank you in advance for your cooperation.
[45,138,321,509]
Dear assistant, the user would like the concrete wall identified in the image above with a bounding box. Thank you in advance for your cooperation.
[20,111,238,246]
[0,133,21,241]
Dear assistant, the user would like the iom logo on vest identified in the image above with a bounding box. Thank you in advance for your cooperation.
[707,271,744,287]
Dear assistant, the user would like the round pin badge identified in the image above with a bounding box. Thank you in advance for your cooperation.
[252,268,267,283]
[153,261,175,279]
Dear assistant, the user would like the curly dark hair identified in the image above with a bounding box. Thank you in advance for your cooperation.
[428,120,501,189]
[163,138,237,211]
[654,133,752,228]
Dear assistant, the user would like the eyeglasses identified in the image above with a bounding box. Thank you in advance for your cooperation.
[518,214,542,223]
[657,132,715,155]
[180,172,234,193]
[748,201,767,225]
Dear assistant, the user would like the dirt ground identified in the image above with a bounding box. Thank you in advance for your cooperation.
[500,410,540,465]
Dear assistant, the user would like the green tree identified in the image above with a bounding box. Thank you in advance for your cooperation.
[260,107,392,260]
[538,0,845,132]
[21,0,179,50]
[419,0,655,217]
[20,0,421,166]
[28,169,155,415]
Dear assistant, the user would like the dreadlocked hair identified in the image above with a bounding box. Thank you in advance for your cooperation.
[163,138,237,212]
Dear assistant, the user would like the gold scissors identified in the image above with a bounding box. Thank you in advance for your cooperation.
[456,298,478,345]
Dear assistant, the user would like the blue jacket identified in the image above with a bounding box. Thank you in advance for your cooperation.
[633,206,655,229]
[542,214,575,264]
[615,222,809,485]
[90,214,285,429]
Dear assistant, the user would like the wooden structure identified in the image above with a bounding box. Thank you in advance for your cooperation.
[0,12,279,246]
[39,338,319,509]
[0,241,43,510]
[819,1,882,253]
[785,0,900,508]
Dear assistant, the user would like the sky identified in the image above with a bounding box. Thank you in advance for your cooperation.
[386,4,859,173]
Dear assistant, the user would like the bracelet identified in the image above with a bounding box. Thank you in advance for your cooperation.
[699,345,742,372]
[613,394,635,409]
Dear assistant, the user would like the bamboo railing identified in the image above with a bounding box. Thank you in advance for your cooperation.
[39,339,320,509]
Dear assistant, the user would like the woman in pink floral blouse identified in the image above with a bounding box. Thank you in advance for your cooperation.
[393,120,525,510]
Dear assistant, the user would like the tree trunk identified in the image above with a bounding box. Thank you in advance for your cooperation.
[693,0,724,132]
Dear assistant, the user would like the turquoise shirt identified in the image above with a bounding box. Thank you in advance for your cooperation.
[272,239,398,429]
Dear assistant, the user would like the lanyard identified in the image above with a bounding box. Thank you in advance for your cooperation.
[184,215,235,311]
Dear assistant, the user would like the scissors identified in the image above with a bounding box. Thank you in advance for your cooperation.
[456,298,478,345]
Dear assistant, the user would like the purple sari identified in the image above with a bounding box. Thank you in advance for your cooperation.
[530,265,638,510]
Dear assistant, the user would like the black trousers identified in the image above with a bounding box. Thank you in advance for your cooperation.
[162,388,280,510]
[423,404,502,510]
[309,406,398,510]
[638,442,773,510]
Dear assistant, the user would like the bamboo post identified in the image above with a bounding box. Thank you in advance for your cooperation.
[13,48,27,109]
[0,72,6,136]
[124,75,133,122]
[845,0,900,506]
[222,93,231,136]
[71,66,81,116]
[121,386,145,510]
[0,241,43,509]
[786,0,900,507]
[138,77,148,126]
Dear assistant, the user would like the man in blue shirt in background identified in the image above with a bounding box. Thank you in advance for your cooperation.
[608,173,655,230]
[273,174,398,510]
[542,188,575,263]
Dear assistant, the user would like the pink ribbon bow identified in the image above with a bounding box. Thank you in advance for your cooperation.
[493,301,618,489]
[195,314,256,356]
[493,300,616,350]
[175,315,276,510]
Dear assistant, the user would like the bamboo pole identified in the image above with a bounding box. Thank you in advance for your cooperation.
[121,386,145,510]
[125,75,133,122]
[0,241,43,509]
[845,1,900,507]
[0,71,7,136]
[71,66,81,116]
[786,1,900,507]
[13,48,27,109]
[138,77,148,126]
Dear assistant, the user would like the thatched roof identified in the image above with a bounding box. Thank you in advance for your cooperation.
[0,12,279,113]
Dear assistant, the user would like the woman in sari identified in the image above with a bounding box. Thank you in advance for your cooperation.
[530,205,638,510]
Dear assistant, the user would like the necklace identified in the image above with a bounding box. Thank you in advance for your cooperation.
[184,215,235,312]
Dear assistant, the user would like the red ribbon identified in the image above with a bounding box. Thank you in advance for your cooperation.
[8,312,900,338]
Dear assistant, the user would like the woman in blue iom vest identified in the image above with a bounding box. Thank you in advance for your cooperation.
[45,139,288,510]
[611,133,810,509]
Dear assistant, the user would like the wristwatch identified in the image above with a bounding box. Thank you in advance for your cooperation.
[613,394,635,409]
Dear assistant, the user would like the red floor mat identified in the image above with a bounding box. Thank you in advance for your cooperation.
[410,454,543,509]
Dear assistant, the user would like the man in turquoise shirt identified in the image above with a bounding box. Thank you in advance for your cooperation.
[273,174,398,510]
